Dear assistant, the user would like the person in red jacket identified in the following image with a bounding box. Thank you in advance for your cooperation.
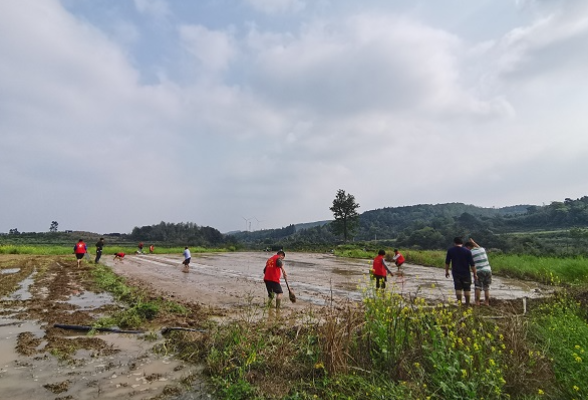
[113,252,125,261]
[393,249,405,272]
[73,239,87,268]
[372,249,393,289]
[263,250,288,308]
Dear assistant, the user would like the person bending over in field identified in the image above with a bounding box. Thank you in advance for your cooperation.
[392,249,405,272]
[113,252,125,261]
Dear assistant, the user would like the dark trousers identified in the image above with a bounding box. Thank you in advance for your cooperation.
[375,275,387,289]
[95,250,102,264]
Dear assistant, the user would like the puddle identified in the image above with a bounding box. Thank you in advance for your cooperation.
[1,268,21,274]
[2,271,36,301]
[61,291,115,310]
[0,327,208,399]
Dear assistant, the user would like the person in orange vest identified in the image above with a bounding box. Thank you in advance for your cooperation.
[263,250,288,308]
[372,249,393,289]
[393,249,405,272]
[73,239,87,267]
[149,245,154,254]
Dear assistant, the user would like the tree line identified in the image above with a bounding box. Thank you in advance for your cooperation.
[233,194,588,256]
[129,221,236,247]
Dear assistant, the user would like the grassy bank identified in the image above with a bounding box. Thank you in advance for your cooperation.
[333,247,588,285]
[166,287,588,400]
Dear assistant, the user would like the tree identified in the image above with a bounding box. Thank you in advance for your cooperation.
[49,221,59,232]
[9,228,20,235]
[329,189,360,242]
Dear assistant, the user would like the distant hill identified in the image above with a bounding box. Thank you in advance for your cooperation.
[295,220,331,231]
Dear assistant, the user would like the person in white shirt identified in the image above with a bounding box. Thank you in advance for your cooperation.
[182,247,191,273]
[465,238,492,306]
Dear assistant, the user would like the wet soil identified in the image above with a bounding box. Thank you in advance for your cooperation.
[102,252,553,310]
[0,255,211,400]
[0,252,553,399]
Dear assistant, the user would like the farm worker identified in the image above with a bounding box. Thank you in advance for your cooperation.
[113,252,125,261]
[263,250,287,308]
[149,245,154,254]
[73,239,87,268]
[95,238,105,264]
[372,250,393,289]
[182,247,191,273]
[137,242,144,254]
[392,249,405,272]
[465,238,492,306]
[445,237,477,306]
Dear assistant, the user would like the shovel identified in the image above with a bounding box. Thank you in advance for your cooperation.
[284,276,296,303]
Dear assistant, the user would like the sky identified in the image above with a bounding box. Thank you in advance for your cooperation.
[1,0,588,235]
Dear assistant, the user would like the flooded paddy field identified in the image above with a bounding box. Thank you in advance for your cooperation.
[0,252,552,399]
[103,251,552,310]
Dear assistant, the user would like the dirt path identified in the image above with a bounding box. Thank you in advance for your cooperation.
[103,252,551,310]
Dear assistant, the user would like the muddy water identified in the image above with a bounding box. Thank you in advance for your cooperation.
[0,321,209,399]
[103,252,552,309]
[0,258,212,400]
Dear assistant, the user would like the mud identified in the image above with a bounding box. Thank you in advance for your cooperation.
[0,252,553,399]
[102,252,553,310]
[0,255,211,400]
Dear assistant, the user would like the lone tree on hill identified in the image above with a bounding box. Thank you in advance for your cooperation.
[49,221,59,232]
[330,189,360,242]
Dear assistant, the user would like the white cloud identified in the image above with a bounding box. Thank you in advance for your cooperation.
[493,1,588,81]
[133,0,170,19]
[179,25,236,73]
[244,0,305,15]
[1,0,588,234]
[243,14,512,121]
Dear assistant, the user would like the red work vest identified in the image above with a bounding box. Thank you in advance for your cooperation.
[264,254,282,283]
[75,242,86,254]
[373,255,386,277]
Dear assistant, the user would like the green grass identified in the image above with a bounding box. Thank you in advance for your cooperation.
[403,250,588,285]
[189,286,569,399]
[529,293,588,399]
[90,264,189,329]
[333,247,588,286]
[0,244,229,256]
